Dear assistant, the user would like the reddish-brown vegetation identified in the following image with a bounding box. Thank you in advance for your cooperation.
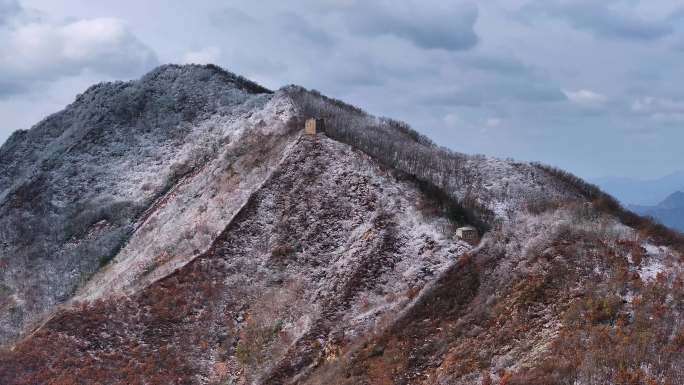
[0,256,229,385]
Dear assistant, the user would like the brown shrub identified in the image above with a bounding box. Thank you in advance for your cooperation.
[271,244,295,259]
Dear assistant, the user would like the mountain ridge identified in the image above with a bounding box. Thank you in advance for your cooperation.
[0,64,280,345]
[659,191,684,209]
[630,191,684,232]
[1,64,683,385]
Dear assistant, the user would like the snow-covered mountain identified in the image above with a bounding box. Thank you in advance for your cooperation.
[1,65,683,385]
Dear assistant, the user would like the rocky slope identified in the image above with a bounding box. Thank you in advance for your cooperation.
[1,65,683,385]
[0,64,297,346]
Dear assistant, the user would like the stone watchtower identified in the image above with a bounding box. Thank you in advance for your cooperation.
[305,118,325,135]
[456,226,479,244]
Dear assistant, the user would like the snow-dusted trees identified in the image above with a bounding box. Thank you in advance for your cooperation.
[535,163,684,253]
[284,86,494,230]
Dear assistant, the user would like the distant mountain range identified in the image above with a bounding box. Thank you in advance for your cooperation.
[592,170,684,206]
[630,191,684,232]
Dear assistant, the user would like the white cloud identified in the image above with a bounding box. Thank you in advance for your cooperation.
[485,117,502,128]
[444,112,462,127]
[0,16,157,96]
[563,89,607,108]
[182,46,222,65]
[632,96,684,123]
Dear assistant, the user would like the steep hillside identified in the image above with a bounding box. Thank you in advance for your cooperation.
[0,64,291,345]
[1,134,474,384]
[1,65,683,385]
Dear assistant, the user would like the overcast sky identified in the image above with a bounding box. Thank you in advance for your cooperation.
[1,0,683,180]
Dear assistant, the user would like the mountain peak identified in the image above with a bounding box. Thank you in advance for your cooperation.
[141,64,272,94]
[1,66,684,385]
[659,190,684,209]
[70,64,272,108]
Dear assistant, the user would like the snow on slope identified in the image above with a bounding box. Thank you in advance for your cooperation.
[0,134,474,385]
[1,65,684,385]
[0,65,279,346]
[75,92,299,301]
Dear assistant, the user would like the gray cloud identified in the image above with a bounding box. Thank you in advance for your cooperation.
[2,0,684,180]
[0,79,25,97]
[0,16,158,98]
[457,53,534,76]
[340,1,479,51]
[0,0,20,25]
[276,12,336,48]
[673,38,684,51]
[632,96,684,123]
[423,79,565,107]
[520,0,675,41]
[209,7,258,29]
[209,7,336,49]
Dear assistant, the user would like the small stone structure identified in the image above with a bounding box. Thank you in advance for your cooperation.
[456,226,479,244]
[305,118,324,135]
